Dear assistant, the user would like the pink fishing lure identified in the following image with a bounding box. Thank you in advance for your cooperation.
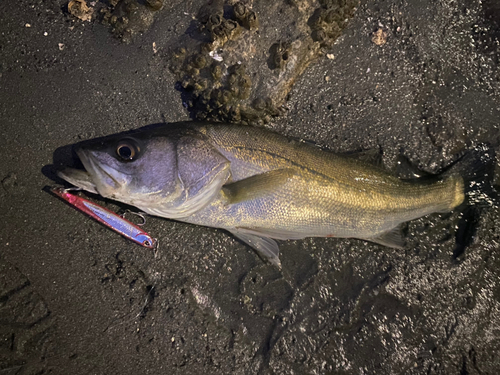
[51,187,156,249]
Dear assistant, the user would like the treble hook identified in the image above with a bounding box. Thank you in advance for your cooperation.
[121,210,147,226]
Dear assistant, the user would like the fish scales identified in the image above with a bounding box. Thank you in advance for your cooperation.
[195,125,463,234]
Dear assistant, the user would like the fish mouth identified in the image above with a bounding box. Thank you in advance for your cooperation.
[57,167,98,194]
[57,148,122,195]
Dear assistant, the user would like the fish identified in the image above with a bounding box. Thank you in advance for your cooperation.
[51,187,156,249]
[56,122,492,267]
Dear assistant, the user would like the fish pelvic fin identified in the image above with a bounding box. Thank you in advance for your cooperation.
[229,229,281,268]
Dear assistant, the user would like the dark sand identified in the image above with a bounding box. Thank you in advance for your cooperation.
[1,0,500,374]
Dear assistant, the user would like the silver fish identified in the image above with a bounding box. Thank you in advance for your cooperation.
[58,122,471,267]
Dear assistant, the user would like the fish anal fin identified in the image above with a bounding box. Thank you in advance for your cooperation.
[367,226,405,249]
[223,169,297,205]
[229,230,281,268]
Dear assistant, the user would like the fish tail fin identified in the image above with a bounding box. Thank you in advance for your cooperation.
[442,144,498,259]
[445,143,498,208]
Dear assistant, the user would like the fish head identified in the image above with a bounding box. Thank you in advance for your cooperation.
[59,131,181,208]
[58,125,231,218]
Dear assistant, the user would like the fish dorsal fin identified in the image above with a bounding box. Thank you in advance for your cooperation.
[223,168,297,205]
[395,154,432,179]
[229,230,281,268]
[367,225,405,249]
[344,148,384,168]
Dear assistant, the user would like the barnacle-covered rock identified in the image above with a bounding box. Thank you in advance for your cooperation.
[100,0,163,43]
[170,0,358,123]
[269,41,292,71]
[233,2,259,30]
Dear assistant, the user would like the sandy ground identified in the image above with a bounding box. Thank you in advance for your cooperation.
[1,0,500,374]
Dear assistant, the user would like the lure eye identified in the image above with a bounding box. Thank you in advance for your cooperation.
[116,140,139,161]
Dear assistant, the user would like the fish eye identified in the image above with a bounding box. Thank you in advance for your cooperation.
[116,140,139,161]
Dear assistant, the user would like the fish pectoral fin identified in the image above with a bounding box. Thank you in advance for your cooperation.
[229,230,281,269]
[367,226,405,249]
[223,169,297,204]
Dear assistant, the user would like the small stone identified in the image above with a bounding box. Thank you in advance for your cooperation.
[68,0,94,22]
[372,28,388,46]
[146,0,163,11]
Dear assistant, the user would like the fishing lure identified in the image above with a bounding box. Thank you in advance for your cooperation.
[51,187,156,249]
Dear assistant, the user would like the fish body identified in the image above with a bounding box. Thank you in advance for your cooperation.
[184,125,463,238]
[58,122,465,266]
